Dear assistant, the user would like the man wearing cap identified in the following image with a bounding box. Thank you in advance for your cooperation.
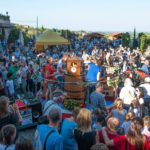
[43,90,67,116]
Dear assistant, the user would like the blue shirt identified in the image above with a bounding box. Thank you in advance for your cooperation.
[0,144,15,150]
[112,109,127,126]
[90,91,106,111]
[61,119,77,150]
[34,124,63,150]
[86,63,101,82]
[121,121,131,134]
[141,64,149,74]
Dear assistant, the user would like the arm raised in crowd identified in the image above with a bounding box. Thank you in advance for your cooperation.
[102,128,114,146]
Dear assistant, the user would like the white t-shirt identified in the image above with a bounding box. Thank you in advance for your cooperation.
[6,80,15,95]
[56,59,64,76]
[82,53,89,63]
[119,85,136,105]
[140,83,150,99]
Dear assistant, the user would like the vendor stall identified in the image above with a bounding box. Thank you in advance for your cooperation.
[35,30,70,51]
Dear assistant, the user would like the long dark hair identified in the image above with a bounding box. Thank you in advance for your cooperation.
[136,87,144,98]
[0,124,16,145]
[127,117,145,150]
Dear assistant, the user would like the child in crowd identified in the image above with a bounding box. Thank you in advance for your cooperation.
[106,99,127,126]
[142,116,150,140]
[121,111,135,134]
[129,99,141,117]
[92,113,104,131]
[0,124,16,150]
[92,108,101,126]
[6,73,15,101]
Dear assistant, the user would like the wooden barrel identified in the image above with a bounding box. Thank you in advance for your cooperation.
[64,74,83,82]
[64,74,85,99]
[66,91,85,99]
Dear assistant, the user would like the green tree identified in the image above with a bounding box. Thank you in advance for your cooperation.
[22,31,30,46]
[41,25,46,33]
[122,32,130,47]
[61,30,66,37]
[138,32,145,47]
[147,38,150,45]
[7,27,20,43]
[140,34,147,53]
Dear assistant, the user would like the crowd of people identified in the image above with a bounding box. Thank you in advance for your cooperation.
[0,34,150,150]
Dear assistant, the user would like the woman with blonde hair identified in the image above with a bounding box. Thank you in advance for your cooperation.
[106,99,127,126]
[74,108,97,150]
[142,116,150,140]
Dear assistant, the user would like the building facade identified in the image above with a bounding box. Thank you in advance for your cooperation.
[0,14,13,42]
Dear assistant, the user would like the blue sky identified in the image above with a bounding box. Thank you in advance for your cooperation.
[0,0,150,32]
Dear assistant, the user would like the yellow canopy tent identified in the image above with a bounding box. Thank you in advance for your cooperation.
[35,30,70,51]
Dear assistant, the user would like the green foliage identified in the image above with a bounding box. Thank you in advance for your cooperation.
[138,32,145,47]
[147,38,150,45]
[7,27,20,43]
[22,32,30,46]
[140,34,147,53]
[61,30,66,37]
[107,76,121,88]
[122,32,130,47]
[64,99,82,110]
[0,13,10,21]
[41,25,46,32]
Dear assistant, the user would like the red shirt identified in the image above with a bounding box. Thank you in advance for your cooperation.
[98,129,117,150]
[113,135,150,150]
[44,64,55,80]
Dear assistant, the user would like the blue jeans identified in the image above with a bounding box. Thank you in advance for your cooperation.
[144,98,150,115]
[86,83,96,103]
